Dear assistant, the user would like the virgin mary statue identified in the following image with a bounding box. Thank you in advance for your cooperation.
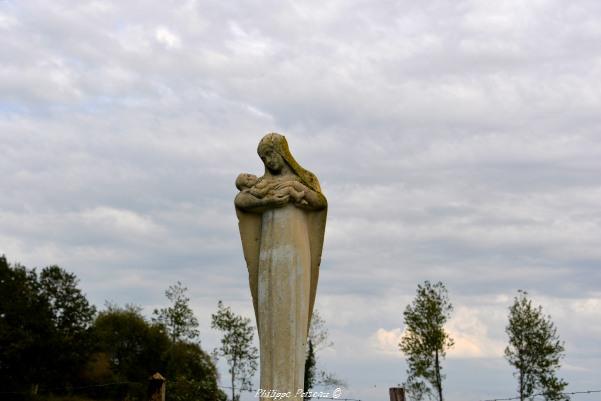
[235,133,327,399]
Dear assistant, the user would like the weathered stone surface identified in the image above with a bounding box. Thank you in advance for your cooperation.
[389,387,406,401]
[235,133,327,401]
[147,372,165,401]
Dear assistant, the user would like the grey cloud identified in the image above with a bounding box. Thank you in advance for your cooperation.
[2,1,601,399]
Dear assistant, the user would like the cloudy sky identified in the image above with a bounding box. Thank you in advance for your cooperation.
[2,0,601,400]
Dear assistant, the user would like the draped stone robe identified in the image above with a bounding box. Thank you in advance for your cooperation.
[236,189,326,401]
[258,204,311,398]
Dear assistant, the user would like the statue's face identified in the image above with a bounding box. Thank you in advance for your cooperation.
[259,146,285,173]
[242,173,256,184]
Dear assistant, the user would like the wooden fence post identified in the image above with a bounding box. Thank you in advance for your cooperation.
[389,387,405,401]
[148,372,166,401]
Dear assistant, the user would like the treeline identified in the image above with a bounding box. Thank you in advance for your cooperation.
[0,256,226,401]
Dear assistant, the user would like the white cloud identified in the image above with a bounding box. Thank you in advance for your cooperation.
[446,307,506,359]
[0,12,18,29]
[155,26,181,49]
[80,207,164,238]
[373,328,403,357]
[372,306,505,360]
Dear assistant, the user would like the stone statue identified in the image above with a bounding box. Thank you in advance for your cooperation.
[235,133,327,400]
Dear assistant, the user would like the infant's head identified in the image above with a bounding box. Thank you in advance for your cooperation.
[236,173,258,190]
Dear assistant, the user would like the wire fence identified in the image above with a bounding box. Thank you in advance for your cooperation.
[0,381,361,400]
[2,380,600,401]
[0,381,351,397]
[480,389,601,401]
[0,381,133,395]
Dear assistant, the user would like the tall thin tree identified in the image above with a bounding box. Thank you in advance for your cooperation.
[211,300,258,401]
[505,290,568,401]
[304,340,316,398]
[152,281,199,342]
[399,281,454,401]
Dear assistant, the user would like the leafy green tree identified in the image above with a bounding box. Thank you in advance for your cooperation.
[164,341,227,401]
[505,290,569,401]
[0,257,96,395]
[304,340,317,396]
[1,257,224,401]
[0,256,54,394]
[39,265,96,388]
[94,304,167,380]
[399,281,454,401]
[40,265,96,337]
[91,303,169,399]
[211,300,258,401]
[153,281,200,342]
[92,302,224,401]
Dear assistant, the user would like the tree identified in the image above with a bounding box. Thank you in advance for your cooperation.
[164,341,227,401]
[89,303,168,400]
[399,281,454,401]
[505,290,568,401]
[304,310,345,394]
[308,309,334,352]
[92,302,224,401]
[40,265,96,337]
[0,256,54,394]
[153,281,200,342]
[0,257,96,395]
[39,265,96,387]
[93,304,168,383]
[304,340,317,396]
[211,300,258,401]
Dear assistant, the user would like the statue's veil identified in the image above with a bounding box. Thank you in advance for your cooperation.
[235,133,327,336]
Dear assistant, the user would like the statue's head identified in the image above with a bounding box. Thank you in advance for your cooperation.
[257,133,291,175]
[256,133,322,194]
[235,173,258,190]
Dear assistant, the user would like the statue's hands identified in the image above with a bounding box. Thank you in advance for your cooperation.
[237,177,324,212]
[273,182,307,204]
[265,191,290,207]
[274,181,305,191]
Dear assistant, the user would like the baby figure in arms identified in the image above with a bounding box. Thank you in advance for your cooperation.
[236,173,309,206]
